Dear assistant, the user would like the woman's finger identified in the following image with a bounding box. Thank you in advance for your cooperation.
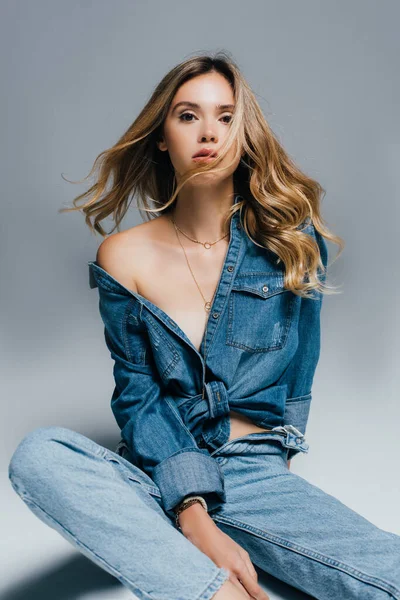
[229,572,252,598]
[239,549,258,582]
[236,563,270,600]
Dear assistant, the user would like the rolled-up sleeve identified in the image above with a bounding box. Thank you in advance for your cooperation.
[279,222,329,459]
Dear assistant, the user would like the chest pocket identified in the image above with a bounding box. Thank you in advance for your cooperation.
[226,272,296,353]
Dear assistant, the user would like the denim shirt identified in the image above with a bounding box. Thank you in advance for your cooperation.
[88,193,328,518]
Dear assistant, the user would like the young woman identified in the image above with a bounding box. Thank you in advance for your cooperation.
[8,54,400,600]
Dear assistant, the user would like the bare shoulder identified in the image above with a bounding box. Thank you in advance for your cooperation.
[96,216,170,293]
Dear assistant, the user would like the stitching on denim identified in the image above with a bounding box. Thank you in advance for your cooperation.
[196,566,231,600]
[209,419,227,449]
[140,312,180,379]
[103,452,162,498]
[232,273,285,297]
[122,298,139,363]
[229,292,295,352]
[125,475,161,498]
[126,314,148,365]
[203,231,244,356]
[96,274,130,296]
[137,302,150,366]
[95,275,116,292]
[235,271,285,276]
[226,282,295,353]
[202,381,231,445]
[211,515,400,596]
[286,393,312,403]
[156,447,211,462]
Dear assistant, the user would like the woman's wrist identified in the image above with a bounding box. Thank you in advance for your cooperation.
[174,495,207,526]
[178,501,215,534]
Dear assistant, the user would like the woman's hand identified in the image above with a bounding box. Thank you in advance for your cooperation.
[180,508,270,599]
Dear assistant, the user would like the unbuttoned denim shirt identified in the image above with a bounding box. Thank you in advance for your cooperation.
[88,193,328,519]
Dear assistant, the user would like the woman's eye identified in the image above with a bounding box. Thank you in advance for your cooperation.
[178,112,232,124]
[178,112,196,122]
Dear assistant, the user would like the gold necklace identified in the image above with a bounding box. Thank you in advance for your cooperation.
[172,218,229,250]
[170,214,229,312]
[170,214,230,399]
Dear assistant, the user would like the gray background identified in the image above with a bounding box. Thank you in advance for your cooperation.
[1,1,399,598]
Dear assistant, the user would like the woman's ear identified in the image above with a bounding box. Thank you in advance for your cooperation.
[157,136,168,152]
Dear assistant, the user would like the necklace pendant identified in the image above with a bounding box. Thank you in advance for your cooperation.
[204,242,211,249]
[205,301,212,312]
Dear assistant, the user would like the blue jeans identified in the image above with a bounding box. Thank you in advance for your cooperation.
[8,426,400,600]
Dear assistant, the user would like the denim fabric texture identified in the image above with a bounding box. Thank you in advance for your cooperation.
[8,426,400,599]
[87,193,328,519]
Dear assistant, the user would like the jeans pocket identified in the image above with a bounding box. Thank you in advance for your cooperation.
[103,451,162,499]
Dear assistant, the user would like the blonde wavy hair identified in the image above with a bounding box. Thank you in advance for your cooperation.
[60,51,344,299]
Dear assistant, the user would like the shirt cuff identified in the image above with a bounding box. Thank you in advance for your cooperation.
[152,448,226,518]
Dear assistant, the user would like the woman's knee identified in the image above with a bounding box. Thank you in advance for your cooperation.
[8,426,79,493]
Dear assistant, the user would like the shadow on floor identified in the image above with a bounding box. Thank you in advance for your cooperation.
[0,554,314,600]
[256,565,315,599]
[0,553,125,600]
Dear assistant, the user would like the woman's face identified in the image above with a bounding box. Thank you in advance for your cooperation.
[157,72,241,184]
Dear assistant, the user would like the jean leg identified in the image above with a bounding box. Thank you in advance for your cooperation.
[8,426,230,600]
[209,438,400,600]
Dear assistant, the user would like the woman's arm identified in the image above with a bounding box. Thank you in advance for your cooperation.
[90,236,226,521]
[279,222,329,459]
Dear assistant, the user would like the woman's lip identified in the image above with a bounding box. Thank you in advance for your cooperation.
[192,155,217,161]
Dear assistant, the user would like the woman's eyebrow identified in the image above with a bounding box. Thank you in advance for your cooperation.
[171,101,235,113]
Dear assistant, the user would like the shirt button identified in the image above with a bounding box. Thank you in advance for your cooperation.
[236,223,241,230]
[262,285,269,292]
[212,312,219,319]
[227,265,234,272]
